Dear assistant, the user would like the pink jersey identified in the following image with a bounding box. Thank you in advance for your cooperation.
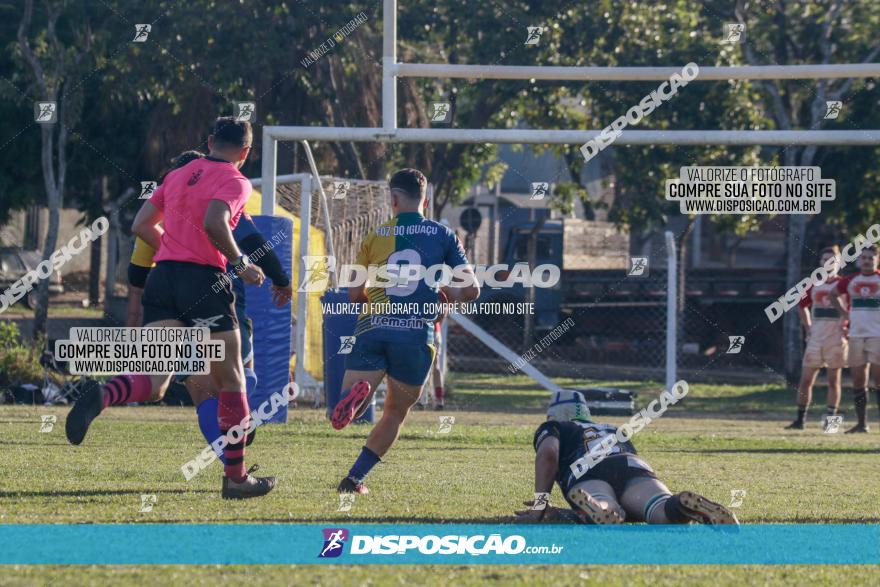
[837,270,880,338]
[799,275,846,345]
[149,157,251,270]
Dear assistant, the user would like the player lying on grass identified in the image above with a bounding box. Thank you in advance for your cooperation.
[786,246,847,430]
[515,390,738,525]
[66,118,280,499]
[330,168,479,495]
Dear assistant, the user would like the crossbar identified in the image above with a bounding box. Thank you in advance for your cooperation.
[395,62,880,81]
[265,126,880,145]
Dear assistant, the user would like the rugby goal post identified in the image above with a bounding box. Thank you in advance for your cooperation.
[261,0,880,398]
[250,171,392,404]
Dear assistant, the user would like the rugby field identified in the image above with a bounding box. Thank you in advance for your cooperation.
[1,374,878,585]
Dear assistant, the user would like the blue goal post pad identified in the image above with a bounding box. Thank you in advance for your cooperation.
[245,214,293,424]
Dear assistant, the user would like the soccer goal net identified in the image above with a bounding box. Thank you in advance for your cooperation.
[251,173,392,404]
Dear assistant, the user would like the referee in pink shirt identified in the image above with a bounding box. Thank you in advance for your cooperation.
[65,117,275,499]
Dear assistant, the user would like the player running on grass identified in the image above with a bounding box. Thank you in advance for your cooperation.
[126,151,293,465]
[830,244,880,433]
[786,246,848,430]
[514,390,738,525]
[331,168,480,494]
[66,117,277,499]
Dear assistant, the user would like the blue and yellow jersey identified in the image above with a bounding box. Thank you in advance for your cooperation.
[354,212,469,344]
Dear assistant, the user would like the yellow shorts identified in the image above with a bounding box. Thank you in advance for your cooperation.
[803,338,847,369]
[847,336,880,367]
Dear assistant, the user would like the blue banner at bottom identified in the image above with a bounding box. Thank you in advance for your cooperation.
[1,524,878,565]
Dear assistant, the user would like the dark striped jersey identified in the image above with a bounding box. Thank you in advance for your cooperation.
[533,420,637,486]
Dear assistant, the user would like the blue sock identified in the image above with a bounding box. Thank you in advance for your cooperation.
[244,367,258,398]
[196,398,226,464]
[347,446,381,483]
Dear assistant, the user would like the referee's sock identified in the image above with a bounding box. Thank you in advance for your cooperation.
[102,374,152,408]
[218,391,249,482]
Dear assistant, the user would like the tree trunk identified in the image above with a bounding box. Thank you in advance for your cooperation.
[89,177,111,306]
[781,144,822,380]
[33,123,61,340]
[104,214,119,311]
[104,188,136,318]
[19,0,81,342]
[89,238,101,306]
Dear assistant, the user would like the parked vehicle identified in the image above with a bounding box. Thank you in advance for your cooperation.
[475,220,788,368]
[0,247,64,309]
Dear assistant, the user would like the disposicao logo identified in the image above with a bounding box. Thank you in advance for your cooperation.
[319,528,348,558]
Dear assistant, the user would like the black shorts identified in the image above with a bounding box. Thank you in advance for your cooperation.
[561,453,658,506]
[142,261,238,332]
[128,263,152,289]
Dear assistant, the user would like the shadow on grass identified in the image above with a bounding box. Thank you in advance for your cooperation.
[762,516,880,524]
[0,489,214,499]
[680,447,880,455]
[450,393,548,413]
[451,384,795,416]
[192,515,535,525]
[680,390,791,410]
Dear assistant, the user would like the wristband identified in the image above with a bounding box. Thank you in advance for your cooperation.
[531,492,551,511]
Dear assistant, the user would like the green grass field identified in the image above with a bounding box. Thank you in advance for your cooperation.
[1,373,879,585]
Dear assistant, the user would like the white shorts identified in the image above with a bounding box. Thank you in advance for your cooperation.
[803,338,847,369]
[847,337,880,367]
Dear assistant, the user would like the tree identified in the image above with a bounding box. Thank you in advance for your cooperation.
[16,0,93,338]
[736,0,880,380]
[515,1,765,349]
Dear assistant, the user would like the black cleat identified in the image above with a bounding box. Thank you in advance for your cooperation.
[245,427,256,447]
[784,420,804,430]
[567,488,624,524]
[65,379,104,445]
[845,424,870,434]
[221,465,276,499]
[337,476,369,495]
[435,403,445,411]
[675,491,739,525]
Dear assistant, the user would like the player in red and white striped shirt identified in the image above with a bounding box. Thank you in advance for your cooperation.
[787,246,847,430]
[830,244,880,433]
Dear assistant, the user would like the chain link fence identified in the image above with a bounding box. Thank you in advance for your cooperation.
[443,244,786,385]
[446,274,670,383]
